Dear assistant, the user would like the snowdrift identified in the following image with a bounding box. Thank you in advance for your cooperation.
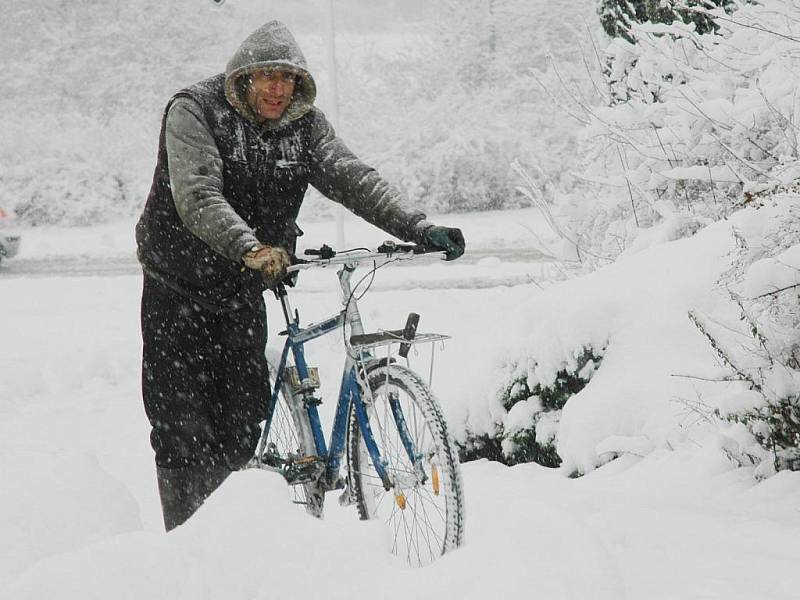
[478,196,799,475]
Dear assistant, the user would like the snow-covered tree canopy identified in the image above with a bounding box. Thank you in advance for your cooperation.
[542,0,800,266]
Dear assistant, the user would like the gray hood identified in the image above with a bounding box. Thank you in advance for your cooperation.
[224,21,317,129]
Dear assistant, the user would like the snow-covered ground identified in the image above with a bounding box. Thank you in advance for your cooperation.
[2,205,800,599]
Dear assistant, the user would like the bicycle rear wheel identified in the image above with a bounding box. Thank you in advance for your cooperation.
[347,364,464,567]
[259,360,324,517]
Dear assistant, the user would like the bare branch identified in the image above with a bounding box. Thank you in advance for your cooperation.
[709,131,774,179]
[751,282,800,300]
[529,69,591,126]
[675,3,800,43]
[675,88,734,132]
[617,146,640,226]
[730,292,775,364]
[670,373,746,383]
[688,309,763,393]
[652,123,677,167]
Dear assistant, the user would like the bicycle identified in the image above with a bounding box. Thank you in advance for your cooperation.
[249,241,465,567]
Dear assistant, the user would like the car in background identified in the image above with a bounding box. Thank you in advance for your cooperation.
[0,207,21,264]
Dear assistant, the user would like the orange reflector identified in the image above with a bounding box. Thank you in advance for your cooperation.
[431,464,441,496]
[395,492,407,510]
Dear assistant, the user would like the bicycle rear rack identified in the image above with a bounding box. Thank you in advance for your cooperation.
[349,331,450,352]
[349,312,450,355]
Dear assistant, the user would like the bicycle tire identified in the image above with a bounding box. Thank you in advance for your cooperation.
[347,364,464,567]
[262,359,325,517]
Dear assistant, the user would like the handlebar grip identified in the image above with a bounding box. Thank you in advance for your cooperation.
[407,243,446,257]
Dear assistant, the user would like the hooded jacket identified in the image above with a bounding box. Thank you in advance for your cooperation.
[136,21,426,310]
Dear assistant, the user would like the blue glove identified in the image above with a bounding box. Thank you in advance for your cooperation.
[422,226,465,261]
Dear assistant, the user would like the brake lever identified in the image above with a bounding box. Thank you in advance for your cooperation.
[304,244,336,259]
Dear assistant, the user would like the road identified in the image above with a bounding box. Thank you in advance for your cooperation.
[0,247,553,289]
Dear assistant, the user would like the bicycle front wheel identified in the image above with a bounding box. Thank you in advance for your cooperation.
[347,364,464,567]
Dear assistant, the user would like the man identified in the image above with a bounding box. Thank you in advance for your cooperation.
[136,20,465,531]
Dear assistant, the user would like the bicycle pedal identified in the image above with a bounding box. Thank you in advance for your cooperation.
[283,455,325,485]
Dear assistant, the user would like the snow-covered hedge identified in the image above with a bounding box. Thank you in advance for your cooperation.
[460,346,603,469]
[466,198,799,475]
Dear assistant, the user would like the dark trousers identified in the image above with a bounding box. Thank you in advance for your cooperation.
[140,276,268,470]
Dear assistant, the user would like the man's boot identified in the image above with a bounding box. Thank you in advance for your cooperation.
[156,466,205,531]
[156,465,232,531]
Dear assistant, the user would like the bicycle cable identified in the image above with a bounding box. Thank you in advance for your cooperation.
[354,262,377,302]
[341,257,400,357]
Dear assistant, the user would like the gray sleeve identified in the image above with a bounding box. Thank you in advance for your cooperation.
[306,109,427,242]
[166,98,260,261]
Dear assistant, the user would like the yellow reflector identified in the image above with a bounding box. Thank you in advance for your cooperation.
[395,492,407,510]
[432,464,441,496]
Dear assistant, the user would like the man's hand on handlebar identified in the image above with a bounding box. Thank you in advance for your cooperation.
[242,243,291,288]
[417,224,466,261]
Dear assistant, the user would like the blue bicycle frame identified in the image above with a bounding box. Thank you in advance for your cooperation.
[260,265,402,492]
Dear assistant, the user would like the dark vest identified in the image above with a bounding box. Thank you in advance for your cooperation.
[136,74,313,310]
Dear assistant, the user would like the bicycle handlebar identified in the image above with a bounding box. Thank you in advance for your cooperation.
[287,242,444,273]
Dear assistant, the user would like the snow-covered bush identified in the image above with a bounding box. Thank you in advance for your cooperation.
[556,0,800,263]
[2,107,148,225]
[690,196,800,476]
[7,162,129,227]
[459,345,603,468]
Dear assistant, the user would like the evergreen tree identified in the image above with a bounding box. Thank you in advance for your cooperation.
[599,0,733,43]
[599,0,647,44]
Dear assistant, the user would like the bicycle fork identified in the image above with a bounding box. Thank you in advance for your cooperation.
[350,362,429,510]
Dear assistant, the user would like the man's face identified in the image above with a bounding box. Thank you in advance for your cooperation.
[245,69,297,121]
